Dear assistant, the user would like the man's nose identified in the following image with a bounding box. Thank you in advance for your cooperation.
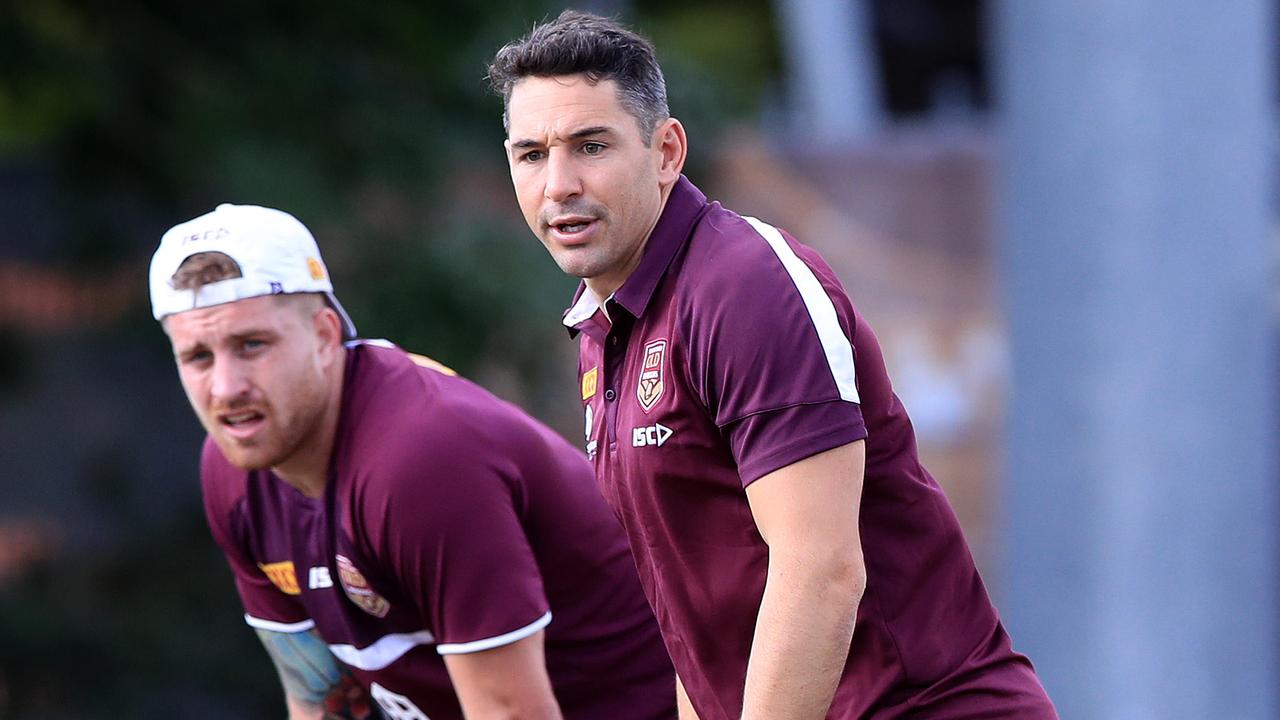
[209,356,251,403]
[544,150,582,202]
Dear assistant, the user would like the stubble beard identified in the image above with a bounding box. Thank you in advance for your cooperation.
[208,380,327,473]
[538,201,616,280]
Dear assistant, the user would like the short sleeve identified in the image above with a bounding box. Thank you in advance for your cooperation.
[370,444,549,655]
[725,401,868,486]
[201,439,311,630]
[683,218,867,485]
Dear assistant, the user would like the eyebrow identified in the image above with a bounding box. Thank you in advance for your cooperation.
[175,341,208,359]
[510,126,613,150]
[176,328,276,355]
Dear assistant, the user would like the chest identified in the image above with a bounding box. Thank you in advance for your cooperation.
[579,311,698,453]
[577,315,753,541]
[242,487,421,642]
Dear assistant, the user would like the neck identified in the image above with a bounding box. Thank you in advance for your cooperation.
[271,351,347,499]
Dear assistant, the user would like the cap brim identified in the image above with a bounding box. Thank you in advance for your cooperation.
[325,292,358,340]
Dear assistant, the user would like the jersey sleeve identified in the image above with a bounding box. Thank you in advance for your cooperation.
[201,439,311,631]
[683,218,868,485]
[366,434,550,655]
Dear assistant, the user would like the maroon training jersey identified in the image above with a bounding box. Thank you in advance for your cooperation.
[202,341,675,720]
[565,177,1055,720]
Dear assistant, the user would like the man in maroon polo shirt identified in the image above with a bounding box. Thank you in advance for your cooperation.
[490,11,1057,720]
[149,203,675,719]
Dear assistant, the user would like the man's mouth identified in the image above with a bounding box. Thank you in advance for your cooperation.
[221,410,264,427]
[217,409,267,440]
[547,214,598,238]
[542,213,596,244]
[555,221,591,234]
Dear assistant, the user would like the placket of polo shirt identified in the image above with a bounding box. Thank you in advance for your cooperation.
[601,304,632,451]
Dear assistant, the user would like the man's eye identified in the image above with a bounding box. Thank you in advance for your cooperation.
[522,150,545,163]
[184,350,212,365]
[582,142,604,155]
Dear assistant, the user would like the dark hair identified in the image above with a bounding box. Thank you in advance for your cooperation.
[168,251,324,316]
[487,10,669,144]
[170,252,242,291]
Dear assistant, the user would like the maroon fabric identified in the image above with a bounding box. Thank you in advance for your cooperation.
[203,341,675,720]
[566,176,1055,719]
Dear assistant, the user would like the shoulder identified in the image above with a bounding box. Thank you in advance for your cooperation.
[683,204,778,283]
[341,342,468,459]
[673,208,855,337]
[339,343,561,510]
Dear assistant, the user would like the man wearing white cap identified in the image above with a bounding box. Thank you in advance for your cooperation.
[151,204,675,720]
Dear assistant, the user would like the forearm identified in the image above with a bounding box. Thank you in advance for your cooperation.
[676,674,701,720]
[284,676,377,720]
[256,628,378,719]
[285,694,326,720]
[740,553,864,720]
[443,630,564,720]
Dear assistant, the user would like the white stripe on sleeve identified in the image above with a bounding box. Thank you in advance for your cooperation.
[743,217,859,403]
[435,611,553,655]
[243,614,317,634]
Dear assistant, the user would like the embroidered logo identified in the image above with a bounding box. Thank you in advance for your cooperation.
[336,554,391,618]
[407,352,457,376]
[181,227,229,244]
[632,423,673,448]
[637,339,667,413]
[584,403,598,459]
[582,367,598,400]
[308,566,334,590]
[306,257,326,281]
[259,561,301,595]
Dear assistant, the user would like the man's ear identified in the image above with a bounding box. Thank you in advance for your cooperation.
[313,304,344,355]
[654,117,688,185]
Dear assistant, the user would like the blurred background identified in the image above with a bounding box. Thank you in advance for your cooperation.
[0,1,1274,717]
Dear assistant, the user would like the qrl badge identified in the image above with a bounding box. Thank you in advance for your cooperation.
[637,339,667,413]
[258,560,301,595]
[336,554,391,618]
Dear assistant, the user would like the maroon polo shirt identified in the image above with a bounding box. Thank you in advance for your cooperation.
[202,341,675,720]
[565,177,1055,720]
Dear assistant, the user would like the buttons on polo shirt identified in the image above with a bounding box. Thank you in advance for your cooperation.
[605,388,617,401]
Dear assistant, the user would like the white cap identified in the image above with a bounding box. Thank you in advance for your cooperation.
[149,204,357,339]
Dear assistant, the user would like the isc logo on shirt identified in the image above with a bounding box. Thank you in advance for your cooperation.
[632,423,673,448]
[309,566,334,590]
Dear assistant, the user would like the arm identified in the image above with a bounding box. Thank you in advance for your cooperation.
[256,627,379,720]
[676,674,701,720]
[441,629,563,720]
[740,440,867,720]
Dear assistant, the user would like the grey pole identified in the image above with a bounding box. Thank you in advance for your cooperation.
[995,2,1277,718]
[775,0,880,141]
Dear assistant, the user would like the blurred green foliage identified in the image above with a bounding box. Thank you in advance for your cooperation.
[0,0,779,717]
